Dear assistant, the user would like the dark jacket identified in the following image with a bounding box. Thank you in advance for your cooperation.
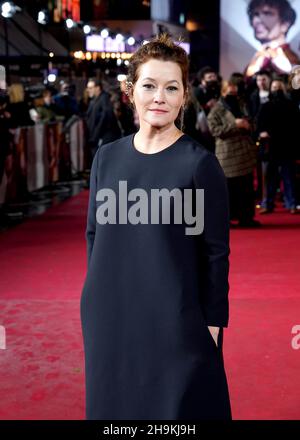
[86,91,122,147]
[257,95,300,160]
[249,89,269,120]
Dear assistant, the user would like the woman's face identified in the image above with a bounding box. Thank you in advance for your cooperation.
[132,59,186,130]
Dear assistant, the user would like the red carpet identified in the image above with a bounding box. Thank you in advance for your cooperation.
[0,192,299,419]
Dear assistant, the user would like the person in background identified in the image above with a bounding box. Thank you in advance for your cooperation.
[257,77,299,214]
[36,89,57,123]
[208,80,260,227]
[249,70,272,118]
[194,66,221,112]
[85,78,122,161]
[229,72,249,105]
[79,87,92,116]
[193,66,221,152]
[7,83,34,128]
[113,79,136,136]
[53,81,79,123]
[249,70,272,203]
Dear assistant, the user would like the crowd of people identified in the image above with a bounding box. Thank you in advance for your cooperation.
[1,65,299,227]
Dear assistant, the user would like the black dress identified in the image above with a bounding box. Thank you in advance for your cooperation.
[80,133,232,420]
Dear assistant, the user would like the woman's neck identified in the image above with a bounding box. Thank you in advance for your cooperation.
[134,124,183,154]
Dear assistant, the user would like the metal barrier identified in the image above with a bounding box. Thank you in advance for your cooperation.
[0,119,86,204]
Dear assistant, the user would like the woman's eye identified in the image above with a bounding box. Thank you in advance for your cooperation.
[143,84,155,89]
[167,86,178,91]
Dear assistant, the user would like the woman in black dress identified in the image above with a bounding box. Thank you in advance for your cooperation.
[80,34,232,420]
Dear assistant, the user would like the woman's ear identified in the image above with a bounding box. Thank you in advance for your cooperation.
[125,81,135,106]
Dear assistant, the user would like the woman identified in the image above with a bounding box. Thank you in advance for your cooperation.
[80,34,232,420]
[207,80,260,227]
[7,83,34,128]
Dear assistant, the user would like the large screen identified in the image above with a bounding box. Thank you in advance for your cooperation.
[220,0,300,78]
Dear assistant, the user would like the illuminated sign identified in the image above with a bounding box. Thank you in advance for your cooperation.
[86,35,126,52]
[86,35,190,54]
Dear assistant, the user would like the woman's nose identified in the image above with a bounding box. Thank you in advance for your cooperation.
[153,88,165,103]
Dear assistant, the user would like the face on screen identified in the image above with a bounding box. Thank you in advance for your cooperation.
[251,5,290,43]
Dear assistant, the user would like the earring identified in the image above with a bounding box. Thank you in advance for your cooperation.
[180,106,185,131]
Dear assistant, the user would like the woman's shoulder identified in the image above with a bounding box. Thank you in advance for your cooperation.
[181,133,216,162]
[181,134,225,180]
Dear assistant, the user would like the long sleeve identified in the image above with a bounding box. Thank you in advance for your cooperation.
[86,148,100,267]
[193,152,230,327]
[207,106,240,139]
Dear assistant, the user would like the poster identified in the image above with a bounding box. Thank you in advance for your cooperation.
[220,0,300,78]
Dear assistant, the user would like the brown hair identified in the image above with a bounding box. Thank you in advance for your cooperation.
[221,80,238,97]
[127,33,189,96]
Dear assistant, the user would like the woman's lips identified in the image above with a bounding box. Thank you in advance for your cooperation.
[149,109,168,114]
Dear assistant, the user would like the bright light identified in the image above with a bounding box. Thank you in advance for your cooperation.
[115,33,124,43]
[66,18,75,29]
[100,28,109,39]
[86,52,92,61]
[1,2,14,18]
[48,74,57,83]
[117,74,127,82]
[116,59,122,66]
[37,10,47,25]
[127,37,135,46]
[124,60,129,66]
[49,52,54,58]
[83,24,91,35]
[74,51,84,59]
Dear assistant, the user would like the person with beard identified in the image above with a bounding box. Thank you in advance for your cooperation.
[85,79,122,162]
[207,81,260,227]
[257,77,299,213]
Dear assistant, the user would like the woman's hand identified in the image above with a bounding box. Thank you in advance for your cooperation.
[259,131,270,139]
[235,118,251,131]
[208,326,220,347]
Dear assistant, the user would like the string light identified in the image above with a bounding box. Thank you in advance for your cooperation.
[37,10,48,25]
[66,18,75,29]
[100,29,109,39]
[83,24,91,35]
[1,1,20,18]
